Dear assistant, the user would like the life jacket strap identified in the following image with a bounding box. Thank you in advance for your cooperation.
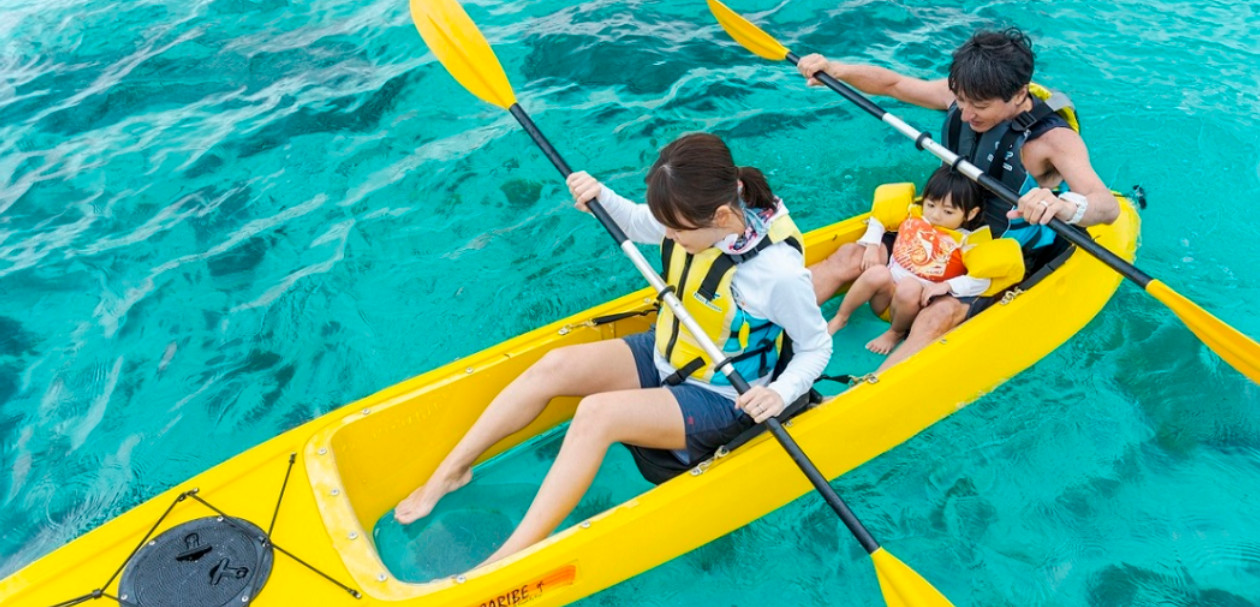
[696,255,736,301]
[662,357,707,386]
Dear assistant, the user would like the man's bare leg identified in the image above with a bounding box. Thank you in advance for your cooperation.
[875,297,969,372]
[809,243,884,305]
[394,340,641,524]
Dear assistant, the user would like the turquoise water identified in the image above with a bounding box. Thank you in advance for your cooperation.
[2,0,1259,604]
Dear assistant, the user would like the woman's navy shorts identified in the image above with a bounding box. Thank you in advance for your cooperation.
[623,331,754,465]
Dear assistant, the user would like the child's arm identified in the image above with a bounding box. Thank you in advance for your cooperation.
[944,274,991,298]
[856,217,888,270]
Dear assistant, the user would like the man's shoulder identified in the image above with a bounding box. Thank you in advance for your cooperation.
[1021,125,1085,166]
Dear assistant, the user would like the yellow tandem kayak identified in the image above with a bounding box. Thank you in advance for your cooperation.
[1,194,1139,607]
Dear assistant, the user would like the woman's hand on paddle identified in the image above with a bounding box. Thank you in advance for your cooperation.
[736,386,786,423]
[567,171,603,213]
[920,281,952,307]
[860,243,883,271]
[1010,187,1074,225]
[796,53,837,87]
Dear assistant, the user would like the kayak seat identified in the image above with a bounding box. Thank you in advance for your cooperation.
[1021,227,1081,289]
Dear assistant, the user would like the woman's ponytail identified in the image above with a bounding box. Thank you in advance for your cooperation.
[737,166,776,211]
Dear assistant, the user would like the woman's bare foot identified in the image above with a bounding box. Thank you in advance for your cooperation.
[865,329,905,355]
[394,467,472,524]
[827,312,850,335]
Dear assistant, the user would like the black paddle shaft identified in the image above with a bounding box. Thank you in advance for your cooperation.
[784,52,1153,288]
[506,101,883,555]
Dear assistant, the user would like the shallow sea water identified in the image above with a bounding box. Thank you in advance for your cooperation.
[2,0,1259,604]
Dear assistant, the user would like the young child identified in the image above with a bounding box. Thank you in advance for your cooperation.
[830,166,989,355]
[394,133,831,570]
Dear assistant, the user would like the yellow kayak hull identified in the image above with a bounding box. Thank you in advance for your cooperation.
[1,197,1139,607]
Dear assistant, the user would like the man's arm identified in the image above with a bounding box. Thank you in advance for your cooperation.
[796,54,954,111]
[1013,129,1120,227]
[1040,129,1120,226]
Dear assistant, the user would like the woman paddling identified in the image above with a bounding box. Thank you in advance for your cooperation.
[393,132,831,567]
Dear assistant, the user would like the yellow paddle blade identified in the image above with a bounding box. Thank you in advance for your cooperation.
[1147,280,1260,383]
[707,0,790,61]
[410,0,516,109]
[871,548,955,607]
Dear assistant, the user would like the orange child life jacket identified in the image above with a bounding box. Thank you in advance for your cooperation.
[891,209,968,282]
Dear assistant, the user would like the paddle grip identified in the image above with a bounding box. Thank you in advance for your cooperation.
[786,52,886,120]
[509,104,631,246]
[973,173,1152,286]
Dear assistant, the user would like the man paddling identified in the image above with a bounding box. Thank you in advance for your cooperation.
[800,27,1120,370]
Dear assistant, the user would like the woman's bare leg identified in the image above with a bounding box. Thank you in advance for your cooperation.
[480,388,685,565]
[394,340,642,524]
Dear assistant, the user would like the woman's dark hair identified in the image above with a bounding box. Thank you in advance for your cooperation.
[922,166,985,230]
[948,27,1034,102]
[645,133,776,230]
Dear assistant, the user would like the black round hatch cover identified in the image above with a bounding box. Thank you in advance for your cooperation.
[119,516,273,607]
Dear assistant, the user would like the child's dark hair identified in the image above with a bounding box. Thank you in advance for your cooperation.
[923,166,985,230]
[645,133,776,230]
[948,27,1034,102]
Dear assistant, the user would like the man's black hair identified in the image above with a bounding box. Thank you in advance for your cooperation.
[948,27,1034,102]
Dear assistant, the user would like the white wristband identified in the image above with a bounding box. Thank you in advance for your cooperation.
[1061,192,1089,225]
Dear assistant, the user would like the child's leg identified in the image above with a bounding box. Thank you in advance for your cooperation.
[867,279,925,355]
[830,265,892,334]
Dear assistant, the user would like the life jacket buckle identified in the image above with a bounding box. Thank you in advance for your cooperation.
[1011,110,1038,131]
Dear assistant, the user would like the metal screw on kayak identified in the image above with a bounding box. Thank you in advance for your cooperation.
[456,575,467,584]
[378,573,389,582]
[331,489,340,496]
[362,408,371,415]
[349,532,358,540]
[318,447,327,455]
[217,516,224,522]
[465,367,474,374]
[558,325,571,336]
[580,520,591,529]
[241,597,249,603]
[120,595,128,602]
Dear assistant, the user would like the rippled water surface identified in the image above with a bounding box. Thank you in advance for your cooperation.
[2,0,1259,604]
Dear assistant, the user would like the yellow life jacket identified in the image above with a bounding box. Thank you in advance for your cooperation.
[654,213,804,386]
